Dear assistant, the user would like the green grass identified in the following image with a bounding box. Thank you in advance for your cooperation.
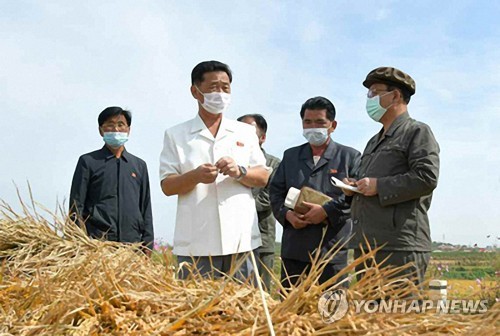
[428,250,499,280]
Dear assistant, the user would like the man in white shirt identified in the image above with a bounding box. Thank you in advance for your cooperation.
[159,60,270,281]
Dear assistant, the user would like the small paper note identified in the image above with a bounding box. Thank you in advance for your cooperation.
[330,176,361,193]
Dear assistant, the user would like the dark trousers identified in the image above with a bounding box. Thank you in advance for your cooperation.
[256,251,274,292]
[281,250,348,290]
[354,249,430,288]
[177,250,259,285]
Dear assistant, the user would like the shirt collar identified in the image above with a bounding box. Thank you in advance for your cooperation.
[190,113,207,134]
[100,145,129,162]
[121,148,130,162]
[190,113,235,140]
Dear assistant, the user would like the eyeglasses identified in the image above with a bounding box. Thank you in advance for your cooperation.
[367,89,395,98]
[101,122,129,131]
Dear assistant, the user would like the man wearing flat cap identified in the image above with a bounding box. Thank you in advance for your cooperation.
[342,67,440,287]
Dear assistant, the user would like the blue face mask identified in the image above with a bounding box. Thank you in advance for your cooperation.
[103,132,128,148]
[366,92,393,122]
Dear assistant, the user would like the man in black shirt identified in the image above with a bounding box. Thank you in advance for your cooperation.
[69,106,154,251]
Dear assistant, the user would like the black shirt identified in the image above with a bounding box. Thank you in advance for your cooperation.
[69,146,154,248]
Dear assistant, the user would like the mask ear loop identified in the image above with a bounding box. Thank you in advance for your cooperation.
[194,85,205,96]
[194,85,208,107]
[379,91,395,111]
[326,120,335,135]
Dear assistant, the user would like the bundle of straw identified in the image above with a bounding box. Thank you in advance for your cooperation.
[0,201,498,335]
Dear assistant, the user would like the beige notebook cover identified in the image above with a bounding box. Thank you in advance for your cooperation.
[294,186,332,215]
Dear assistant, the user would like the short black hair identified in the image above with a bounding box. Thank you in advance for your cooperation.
[300,96,336,121]
[98,106,132,127]
[237,114,268,134]
[387,85,411,104]
[191,60,232,85]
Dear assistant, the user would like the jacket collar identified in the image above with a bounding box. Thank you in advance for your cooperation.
[366,112,410,154]
[299,139,337,171]
[384,111,410,138]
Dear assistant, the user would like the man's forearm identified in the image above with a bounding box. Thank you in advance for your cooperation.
[238,166,270,188]
[161,171,199,196]
[322,197,351,225]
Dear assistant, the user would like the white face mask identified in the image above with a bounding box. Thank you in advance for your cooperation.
[196,86,231,114]
[303,128,330,146]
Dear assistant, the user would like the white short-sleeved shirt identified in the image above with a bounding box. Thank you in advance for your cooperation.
[159,114,266,256]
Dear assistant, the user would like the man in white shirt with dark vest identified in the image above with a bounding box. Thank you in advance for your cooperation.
[159,60,270,280]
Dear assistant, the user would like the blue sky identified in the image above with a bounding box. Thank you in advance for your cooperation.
[1,0,499,247]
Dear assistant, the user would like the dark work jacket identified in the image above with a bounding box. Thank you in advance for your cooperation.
[270,140,361,263]
[350,112,440,252]
[253,149,281,253]
[69,146,154,248]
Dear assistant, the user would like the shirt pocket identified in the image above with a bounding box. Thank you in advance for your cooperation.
[230,142,251,167]
[368,145,408,176]
[127,170,142,190]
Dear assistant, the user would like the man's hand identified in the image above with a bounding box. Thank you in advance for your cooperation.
[355,177,378,196]
[215,156,241,178]
[342,178,357,196]
[194,163,218,184]
[301,201,328,224]
[285,210,310,229]
[162,163,218,196]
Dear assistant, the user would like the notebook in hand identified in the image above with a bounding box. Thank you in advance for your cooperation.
[293,186,332,215]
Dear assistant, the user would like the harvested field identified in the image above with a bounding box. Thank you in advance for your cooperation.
[0,202,498,335]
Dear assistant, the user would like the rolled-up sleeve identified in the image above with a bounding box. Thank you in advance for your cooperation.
[247,132,267,168]
[159,129,181,181]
